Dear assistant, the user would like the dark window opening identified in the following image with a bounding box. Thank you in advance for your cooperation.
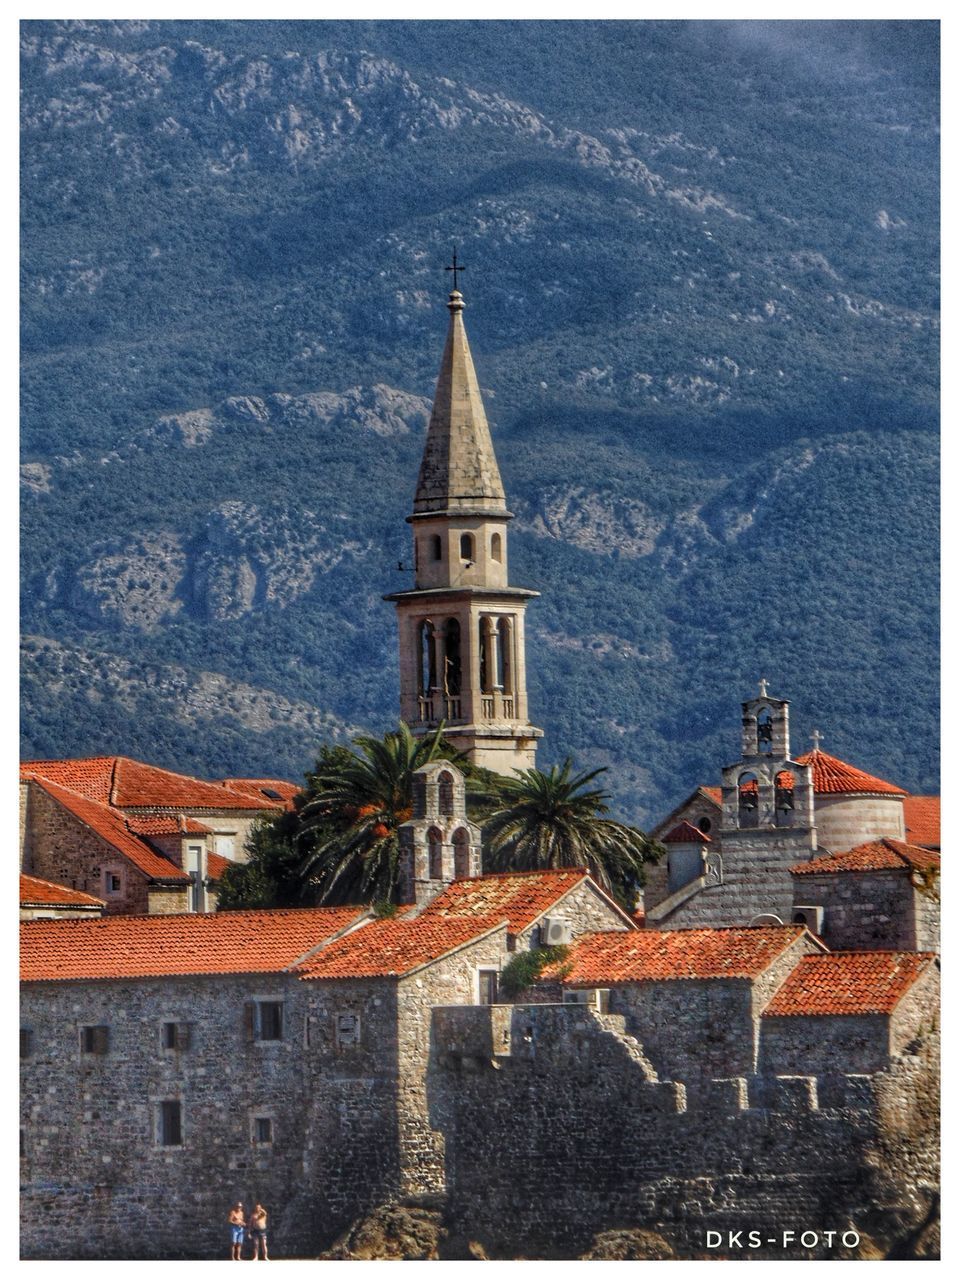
[443,619,461,696]
[428,828,443,880]
[106,874,122,894]
[418,620,435,695]
[460,533,474,561]
[258,1002,284,1042]
[478,970,499,1005]
[80,1025,109,1055]
[438,771,454,817]
[254,1117,273,1145]
[453,828,471,878]
[697,817,712,833]
[161,1022,177,1050]
[431,535,443,562]
[158,1100,182,1146]
[757,709,773,754]
[20,1029,33,1059]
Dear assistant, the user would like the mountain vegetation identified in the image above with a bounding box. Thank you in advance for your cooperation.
[20,20,939,824]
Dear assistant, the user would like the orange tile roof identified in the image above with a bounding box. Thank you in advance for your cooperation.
[416,868,633,933]
[791,839,940,876]
[28,777,191,883]
[701,787,722,803]
[20,906,365,982]
[220,778,302,810]
[550,925,807,986]
[205,851,234,881]
[126,816,213,837]
[296,915,505,980]
[793,748,906,796]
[22,756,285,812]
[763,951,936,1017]
[903,796,940,849]
[20,874,105,909]
[663,821,711,844]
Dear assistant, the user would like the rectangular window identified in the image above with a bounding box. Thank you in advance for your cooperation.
[106,873,122,894]
[478,970,499,1006]
[335,1012,361,1048]
[244,1001,284,1042]
[160,1022,192,1051]
[80,1025,109,1055]
[253,1117,273,1145]
[158,1100,182,1147]
[20,1029,33,1059]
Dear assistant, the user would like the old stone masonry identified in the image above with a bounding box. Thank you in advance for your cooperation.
[19,285,940,1260]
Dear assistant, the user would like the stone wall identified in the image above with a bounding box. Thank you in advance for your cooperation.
[22,783,151,915]
[792,869,919,951]
[515,878,633,949]
[429,1001,940,1259]
[914,878,940,953]
[814,793,905,852]
[759,1013,892,1075]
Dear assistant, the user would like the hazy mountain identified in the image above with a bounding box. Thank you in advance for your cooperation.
[20,19,939,824]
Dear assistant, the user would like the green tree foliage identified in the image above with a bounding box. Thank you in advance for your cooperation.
[215,811,305,911]
[479,759,662,910]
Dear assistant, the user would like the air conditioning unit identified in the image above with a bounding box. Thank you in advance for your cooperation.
[541,917,573,946]
[793,905,824,934]
[562,988,611,1013]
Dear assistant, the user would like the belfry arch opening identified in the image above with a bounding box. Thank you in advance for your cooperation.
[459,533,474,562]
[428,827,443,880]
[756,707,773,754]
[438,771,454,817]
[738,772,759,825]
[453,827,470,878]
[490,532,502,562]
[775,770,796,826]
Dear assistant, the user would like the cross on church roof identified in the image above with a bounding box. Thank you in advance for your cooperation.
[758,677,769,698]
[811,729,823,751]
[445,247,466,293]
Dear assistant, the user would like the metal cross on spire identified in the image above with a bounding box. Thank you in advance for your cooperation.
[810,729,823,751]
[445,247,466,292]
[758,677,769,698]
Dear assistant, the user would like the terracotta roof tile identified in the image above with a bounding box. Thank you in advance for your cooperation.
[20,874,105,909]
[702,787,722,803]
[791,839,940,876]
[220,778,301,810]
[28,777,191,883]
[763,951,936,1017]
[550,925,807,986]
[20,906,364,982]
[126,816,213,837]
[22,756,284,812]
[205,851,234,881]
[417,868,622,934]
[793,748,906,796]
[903,796,940,849]
[663,821,711,844]
[296,915,505,980]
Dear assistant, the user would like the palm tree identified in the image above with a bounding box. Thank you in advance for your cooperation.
[480,759,661,909]
[297,722,461,905]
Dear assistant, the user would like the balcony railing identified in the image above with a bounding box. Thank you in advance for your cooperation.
[418,696,463,723]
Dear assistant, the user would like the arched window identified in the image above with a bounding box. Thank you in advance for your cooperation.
[756,708,773,754]
[418,620,435,694]
[444,619,461,696]
[497,617,512,694]
[431,535,443,562]
[414,538,420,573]
[438,771,454,817]
[460,533,474,561]
[491,532,502,562]
[453,828,471,878]
[697,816,712,834]
[428,828,443,880]
[738,772,759,824]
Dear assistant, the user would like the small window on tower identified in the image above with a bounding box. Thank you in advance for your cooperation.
[460,533,474,561]
[431,535,443,562]
[491,532,502,562]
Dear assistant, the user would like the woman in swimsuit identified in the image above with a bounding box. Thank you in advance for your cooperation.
[228,1202,245,1261]
[247,1204,269,1261]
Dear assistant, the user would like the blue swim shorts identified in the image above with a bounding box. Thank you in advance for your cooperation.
[231,1226,244,1245]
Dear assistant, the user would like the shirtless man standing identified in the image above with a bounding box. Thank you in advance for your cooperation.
[228,1202,245,1260]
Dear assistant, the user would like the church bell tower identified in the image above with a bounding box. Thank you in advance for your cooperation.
[384,269,542,775]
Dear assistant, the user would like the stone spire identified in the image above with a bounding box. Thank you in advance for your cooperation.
[413,291,507,515]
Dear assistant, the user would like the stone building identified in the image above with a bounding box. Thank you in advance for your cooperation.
[19,756,297,915]
[384,285,542,775]
[19,872,105,920]
[645,684,940,942]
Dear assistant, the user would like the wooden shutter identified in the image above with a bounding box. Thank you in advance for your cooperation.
[242,1002,256,1041]
[92,1025,110,1055]
[175,1023,192,1051]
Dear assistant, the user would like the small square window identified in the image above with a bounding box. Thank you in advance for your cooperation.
[335,1012,360,1047]
[106,874,122,894]
[160,1021,192,1051]
[258,1002,284,1041]
[253,1117,273,1145]
[158,1100,182,1146]
[80,1025,109,1055]
[20,1029,33,1059]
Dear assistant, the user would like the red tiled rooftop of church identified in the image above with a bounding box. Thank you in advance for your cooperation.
[21,756,286,811]
[296,914,504,980]
[20,874,105,908]
[791,839,940,876]
[793,748,906,796]
[663,821,711,843]
[220,778,302,809]
[26,777,191,883]
[763,951,935,1017]
[548,925,807,985]
[417,867,596,932]
[20,906,364,982]
[903,796,940,848]
[701,787,722,803]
